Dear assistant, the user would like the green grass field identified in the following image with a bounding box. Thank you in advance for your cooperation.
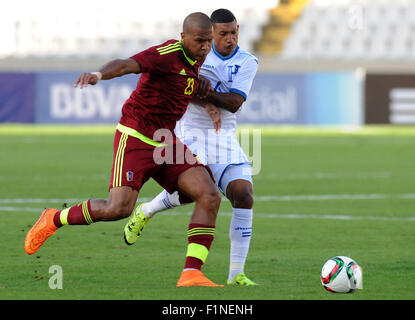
[0,125,414,300]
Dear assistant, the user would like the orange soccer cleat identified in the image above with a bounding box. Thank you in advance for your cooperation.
[176,270,224,287]
[24,208,58,255]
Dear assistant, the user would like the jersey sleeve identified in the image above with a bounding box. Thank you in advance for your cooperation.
[229,57,259,100]
[130,46,168,74]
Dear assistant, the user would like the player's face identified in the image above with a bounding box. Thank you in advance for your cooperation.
[181,27,213,62]
[213,20,239,57]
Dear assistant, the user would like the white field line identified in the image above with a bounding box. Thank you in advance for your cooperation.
[1,193,414,221]
[1,206,414,221]
[0,198,86,204]
[0,206,40,212]
[162,211,415,222]
[270,172,391,180]
[1,193,414,205]
[256,193,415,201]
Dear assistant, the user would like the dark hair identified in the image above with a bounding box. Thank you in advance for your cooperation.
[210,9,236,24]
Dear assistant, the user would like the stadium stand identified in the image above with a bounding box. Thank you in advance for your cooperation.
[254,0,415,61]
[0,0,276,59]
[3,0,415,72]
[253,0,308,55]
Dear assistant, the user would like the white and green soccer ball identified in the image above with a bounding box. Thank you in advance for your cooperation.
[321,256,363,293]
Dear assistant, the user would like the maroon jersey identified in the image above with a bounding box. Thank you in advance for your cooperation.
[119,39,202,140]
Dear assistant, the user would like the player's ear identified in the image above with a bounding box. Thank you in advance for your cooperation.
[180,32,186,44]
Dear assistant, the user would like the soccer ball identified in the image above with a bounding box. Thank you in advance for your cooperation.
[320,256,363,293]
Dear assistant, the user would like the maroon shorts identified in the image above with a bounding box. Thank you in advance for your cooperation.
[109,129,213,194]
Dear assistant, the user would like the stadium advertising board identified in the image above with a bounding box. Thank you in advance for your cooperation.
[239,72,362,125]
[35,72,137,124]
[237,73,306,124]
[0,73,36,123]
[0,71,361,125]
[303,72,362,126]
[365,74,415,124]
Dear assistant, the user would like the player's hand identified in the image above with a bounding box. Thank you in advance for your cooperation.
[205,103,221,133]
[196,74,213,99]
[73,72,100,89]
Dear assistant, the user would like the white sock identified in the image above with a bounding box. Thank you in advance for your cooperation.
[141,190,181,218]
[229,208,253,282]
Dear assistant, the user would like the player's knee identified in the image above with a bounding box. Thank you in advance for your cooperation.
[105,202,134,220]
[231,190,254,209]
[199,189,221,214]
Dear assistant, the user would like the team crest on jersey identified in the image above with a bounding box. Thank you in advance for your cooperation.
[227,65,241,82]
[126,171,134,182]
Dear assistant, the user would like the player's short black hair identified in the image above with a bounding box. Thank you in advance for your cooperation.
[210,9,236,24]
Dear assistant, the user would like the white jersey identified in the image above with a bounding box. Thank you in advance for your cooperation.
[175,45,258,168]
[180,45,258,132]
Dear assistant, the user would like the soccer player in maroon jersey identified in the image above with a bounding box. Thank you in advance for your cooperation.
[24,12,224,287]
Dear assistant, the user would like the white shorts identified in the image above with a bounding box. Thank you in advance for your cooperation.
[175,123,252,194]
[175,125,249,166]
[209,162,253,195]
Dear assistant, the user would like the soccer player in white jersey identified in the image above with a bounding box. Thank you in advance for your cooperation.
[123,9,259,286]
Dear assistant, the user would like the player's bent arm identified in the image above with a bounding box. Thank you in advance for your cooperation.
[204,91,245,113]
[191,91,244,113]
[98,58,141,79]
[73,59,141,89]
[202,57,258,113]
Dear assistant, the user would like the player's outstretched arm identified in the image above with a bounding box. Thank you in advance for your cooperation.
[73,58,141,89]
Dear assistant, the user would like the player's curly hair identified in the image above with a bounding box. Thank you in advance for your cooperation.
[210,9,236,24]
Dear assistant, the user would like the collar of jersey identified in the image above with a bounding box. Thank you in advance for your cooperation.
[178,41,197,66]
[212,44,239,60]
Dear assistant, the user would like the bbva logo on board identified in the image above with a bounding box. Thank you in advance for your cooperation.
[49,83,132,119]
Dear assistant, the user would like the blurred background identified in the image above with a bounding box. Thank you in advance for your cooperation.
[1,0,415,126]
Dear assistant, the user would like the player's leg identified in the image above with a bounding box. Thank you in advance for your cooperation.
[24,186,138,255]
[176,166,220,225]
[25,130,144,255]
[122,189,192,245]
[140,189,190,219]
[140,164,223,221]
[174,165,223,287]
[122,141,198,244]
[221,164,258,285]
[56,186,138,224]
[139,123,211,219]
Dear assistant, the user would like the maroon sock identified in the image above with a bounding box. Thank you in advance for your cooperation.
[53,211,63,228]
[184,223,215,270]
[53,200,95,228]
